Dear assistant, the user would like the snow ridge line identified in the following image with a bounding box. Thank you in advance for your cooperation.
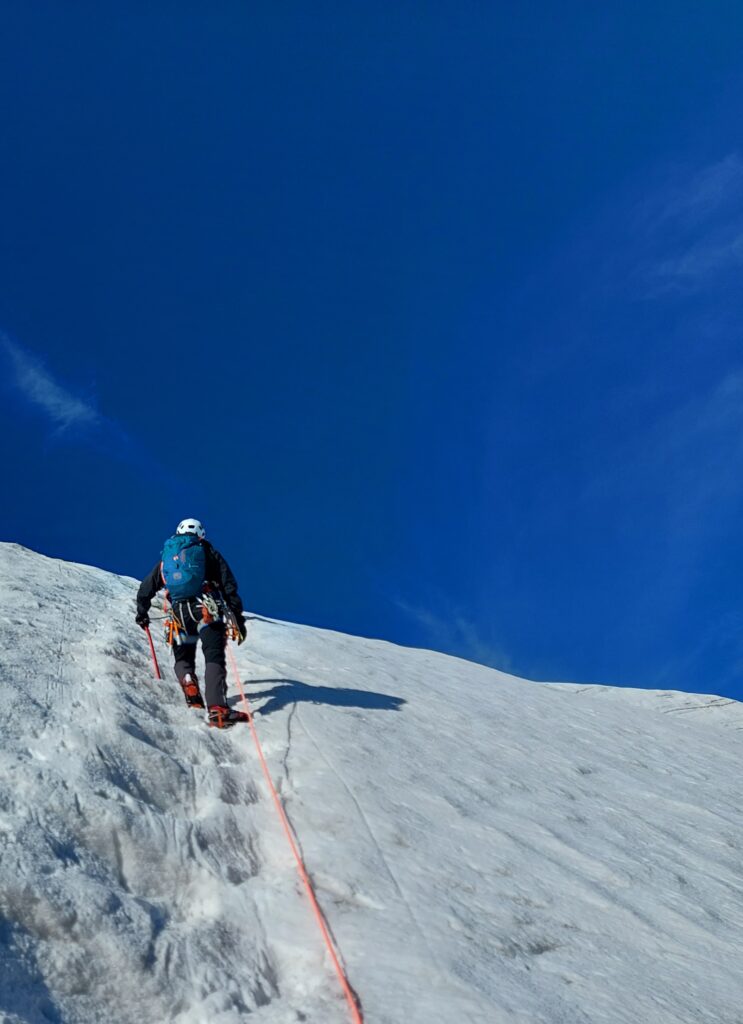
[225,644,364,1024]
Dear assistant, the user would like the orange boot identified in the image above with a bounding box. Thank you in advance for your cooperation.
[180,673,205,709]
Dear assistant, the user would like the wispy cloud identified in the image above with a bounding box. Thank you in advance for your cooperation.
[590,160,743,534]
[577,367,743,662]
[585,369,743,538]
[649,154,743,227]
[639,154,743,293]
[0,332,100,433]
[652,608,743,695]
[474,155,743,695]
[652,229,743,289]
[394,595,513,672]
[0,331,171,483]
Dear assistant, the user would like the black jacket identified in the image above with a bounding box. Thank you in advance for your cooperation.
[136,539,244,620]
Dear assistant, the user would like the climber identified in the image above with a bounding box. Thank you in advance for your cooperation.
[135,518,248,728]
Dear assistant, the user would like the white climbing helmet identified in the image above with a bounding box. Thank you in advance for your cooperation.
[176,518,206,539]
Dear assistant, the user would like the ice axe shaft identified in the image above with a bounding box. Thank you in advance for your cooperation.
[144,625,162,680]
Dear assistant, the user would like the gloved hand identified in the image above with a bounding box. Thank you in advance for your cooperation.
[235,616,247,645]
[136,611,150,630]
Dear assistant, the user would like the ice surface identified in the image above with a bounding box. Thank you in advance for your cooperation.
[0,542,741,1024]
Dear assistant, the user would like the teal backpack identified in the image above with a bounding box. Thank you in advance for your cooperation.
[161,535,206,601]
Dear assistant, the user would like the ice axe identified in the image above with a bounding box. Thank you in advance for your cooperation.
[143,625,162,680]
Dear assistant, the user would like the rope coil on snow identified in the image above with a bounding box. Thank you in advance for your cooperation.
[226,644,364,1024]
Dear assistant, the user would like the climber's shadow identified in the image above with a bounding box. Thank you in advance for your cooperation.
[229,678,406,717]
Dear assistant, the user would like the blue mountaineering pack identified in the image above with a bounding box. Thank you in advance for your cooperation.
[161,535,206,601]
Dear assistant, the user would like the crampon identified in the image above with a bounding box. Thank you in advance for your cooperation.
[208,704,249,729]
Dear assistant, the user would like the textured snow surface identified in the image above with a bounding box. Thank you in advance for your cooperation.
[0,542,742,1024]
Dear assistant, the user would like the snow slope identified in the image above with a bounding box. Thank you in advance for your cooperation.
[0,542,741,1024]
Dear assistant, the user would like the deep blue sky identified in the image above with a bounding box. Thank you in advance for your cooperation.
[3,3,743,699]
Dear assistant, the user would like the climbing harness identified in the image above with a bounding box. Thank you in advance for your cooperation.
[161,586,233,647]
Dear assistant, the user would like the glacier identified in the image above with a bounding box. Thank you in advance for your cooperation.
[0,542,741,1024]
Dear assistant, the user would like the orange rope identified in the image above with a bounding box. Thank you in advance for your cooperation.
[226,644,364,1024]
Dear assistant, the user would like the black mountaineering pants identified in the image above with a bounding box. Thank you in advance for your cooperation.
[171,598,227,708]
